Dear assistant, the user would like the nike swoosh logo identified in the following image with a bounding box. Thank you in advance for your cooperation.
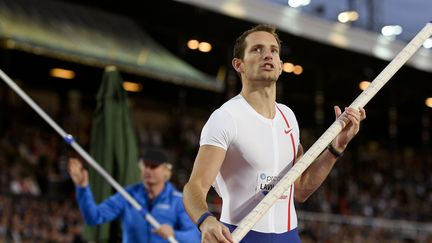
[284,128,293,134]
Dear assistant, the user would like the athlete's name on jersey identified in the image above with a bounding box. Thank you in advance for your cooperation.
[260,183,275,191]
[259,183,288,199]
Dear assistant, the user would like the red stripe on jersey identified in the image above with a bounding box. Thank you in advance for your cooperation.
[288,132,296,230]
[276,105,298,231]
[277,106,291,129]
[287,184,293,230]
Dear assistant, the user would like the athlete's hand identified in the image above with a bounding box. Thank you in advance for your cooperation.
[67,158,89,187]
[200,216,234,243]
[154,224,175,240]
[333,106,366,150]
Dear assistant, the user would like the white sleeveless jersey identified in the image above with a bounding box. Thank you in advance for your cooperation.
[200,95,300,233]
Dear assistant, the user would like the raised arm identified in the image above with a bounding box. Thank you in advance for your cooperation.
[68,157,89,187]
[295,106,366,202]
[68,158,124,225]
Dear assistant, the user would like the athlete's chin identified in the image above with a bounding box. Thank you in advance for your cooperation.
[259,76,278,83]
[258,73,279,82]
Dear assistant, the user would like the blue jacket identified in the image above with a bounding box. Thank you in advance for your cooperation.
[75,182,201,243]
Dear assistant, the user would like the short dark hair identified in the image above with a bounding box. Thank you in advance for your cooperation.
[233,24,282,59]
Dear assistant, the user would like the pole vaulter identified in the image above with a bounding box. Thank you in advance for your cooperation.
[232,22,432,242]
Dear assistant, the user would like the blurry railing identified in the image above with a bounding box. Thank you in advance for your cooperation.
[208,203,432,242]
[298,210,432,242]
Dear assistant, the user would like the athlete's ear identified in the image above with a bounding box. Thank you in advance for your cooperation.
[279,60,283,75]
[232,58,243,73]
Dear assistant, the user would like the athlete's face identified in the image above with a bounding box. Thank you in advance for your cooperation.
[233,31,282,83]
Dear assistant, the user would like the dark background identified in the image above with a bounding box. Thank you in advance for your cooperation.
[2,0,431,148]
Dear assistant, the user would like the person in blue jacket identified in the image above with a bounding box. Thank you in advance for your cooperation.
[67,149,200,243]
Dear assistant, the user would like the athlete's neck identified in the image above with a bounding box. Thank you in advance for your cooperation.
[240,86,276,119]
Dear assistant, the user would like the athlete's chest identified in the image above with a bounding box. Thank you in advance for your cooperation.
[232,117,297,171]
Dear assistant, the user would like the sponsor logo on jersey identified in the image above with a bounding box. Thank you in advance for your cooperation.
[257,173,288,199]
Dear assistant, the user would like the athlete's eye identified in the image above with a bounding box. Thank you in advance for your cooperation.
[253,47,262,53]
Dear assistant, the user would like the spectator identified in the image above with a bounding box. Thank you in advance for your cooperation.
[68,149,200,243]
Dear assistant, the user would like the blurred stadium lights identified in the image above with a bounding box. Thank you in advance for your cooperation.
[49,68,75,79]
[122,81,143,92]
[337,11,359,24]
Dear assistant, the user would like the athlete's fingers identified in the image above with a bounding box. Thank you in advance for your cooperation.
[334,105,342,119]
[347,107,364,126]
[360,108,366,120]
[345,110,359,124]
[201,231,215,243]
[214,233,232,243]
[202,232,229,243]
[201,233,218,243]
[211,225,232,243]
[200,219,233,243]
[345,107,366,122]
[222,226,234,243]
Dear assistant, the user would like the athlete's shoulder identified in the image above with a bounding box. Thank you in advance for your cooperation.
[276,103,296,116]
[219,94,243,108]
[208,95,243,121]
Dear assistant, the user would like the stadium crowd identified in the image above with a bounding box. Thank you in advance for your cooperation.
[0,89,431,242]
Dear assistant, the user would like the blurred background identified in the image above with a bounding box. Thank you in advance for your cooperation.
[0,0,431,242]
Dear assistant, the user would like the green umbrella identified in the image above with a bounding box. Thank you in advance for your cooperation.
[84,65,140,242]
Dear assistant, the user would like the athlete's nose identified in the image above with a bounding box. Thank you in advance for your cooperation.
[263,48,273,61]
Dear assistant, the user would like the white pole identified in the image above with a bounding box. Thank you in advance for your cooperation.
[232,22,432,242]
[0,70,179,243]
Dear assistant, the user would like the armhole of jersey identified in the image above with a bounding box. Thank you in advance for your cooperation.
[226,109,238,146]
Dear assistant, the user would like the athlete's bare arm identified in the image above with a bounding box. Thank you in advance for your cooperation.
[183,145,234,243]
[294,106,366,202]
